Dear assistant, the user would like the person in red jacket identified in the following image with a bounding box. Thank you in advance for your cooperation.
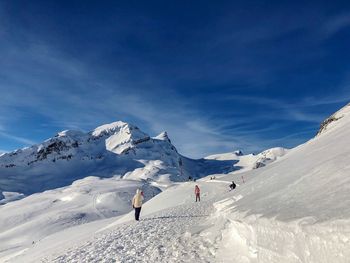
[195,185,200,202]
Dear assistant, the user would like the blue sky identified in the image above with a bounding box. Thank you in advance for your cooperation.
[1,1,350,158]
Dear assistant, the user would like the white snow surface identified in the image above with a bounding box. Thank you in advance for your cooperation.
[0,176,160,261]
[0,191,25,205]
[1,103,350,262]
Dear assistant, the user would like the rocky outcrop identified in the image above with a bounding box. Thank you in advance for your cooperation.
[234,150,243,156]
[37,141,71,161]
[316,102,350,136]
[316,115,343,136]
[253,161,266,169]
[252,147,287,169]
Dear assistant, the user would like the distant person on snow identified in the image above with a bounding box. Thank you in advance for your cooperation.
[229,181,236,190]
[132,189,144,221]
[195,185,201,202]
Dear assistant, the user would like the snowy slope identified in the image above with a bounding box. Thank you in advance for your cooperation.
[210,103,350,262]
[0,176,161,260]
[6,181,229,263]
[217,103,350,221]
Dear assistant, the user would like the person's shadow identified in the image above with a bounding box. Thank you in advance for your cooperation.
[142,214,209,221]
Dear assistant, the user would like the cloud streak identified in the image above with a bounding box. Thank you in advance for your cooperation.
[0,40,344,157]
[0,42,241,157]
[0,131,36,146]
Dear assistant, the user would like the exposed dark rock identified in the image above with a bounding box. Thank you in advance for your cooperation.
[253,161,266,169]
[57,154,73,161]
[134,136,150,145]
[9,152,18,157]
[234,150,243,156]
[37,141,70,160]
[317,115,343,136]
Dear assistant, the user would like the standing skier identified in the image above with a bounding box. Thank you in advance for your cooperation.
[132,189,144,221]
[195,185,201,202]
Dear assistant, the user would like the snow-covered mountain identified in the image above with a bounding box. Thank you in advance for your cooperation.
[2,104,350,263]
[0,120,288,261]
[0,121,236,198]
[206,147,288,171]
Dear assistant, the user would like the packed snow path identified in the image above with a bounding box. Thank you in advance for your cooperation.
[49,199,219,263]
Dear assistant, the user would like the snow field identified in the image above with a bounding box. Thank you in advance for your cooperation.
[0,177,160,261]
[50,201,215,263]
[40,182,229,263]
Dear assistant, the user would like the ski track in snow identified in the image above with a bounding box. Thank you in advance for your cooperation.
[47,200,218,263]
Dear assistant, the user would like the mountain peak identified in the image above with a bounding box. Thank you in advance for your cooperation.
[90,121,151,154]
[154,131,171,143]
[91,121,130,137]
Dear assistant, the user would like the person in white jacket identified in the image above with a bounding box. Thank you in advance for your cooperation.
[132,189,144,221]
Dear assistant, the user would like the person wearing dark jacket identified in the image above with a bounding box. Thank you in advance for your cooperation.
[229,181,236,190]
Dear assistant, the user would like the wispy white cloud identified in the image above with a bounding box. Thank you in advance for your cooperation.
[1,41,345,158]
[0,131,36,145]
[0,43,241,157]
[221,93,350,123]
[298,93,350,107]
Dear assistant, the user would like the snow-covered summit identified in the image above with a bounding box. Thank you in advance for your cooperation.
[154,131,171,143]
[91,121,151,154]
[91,121,129,136]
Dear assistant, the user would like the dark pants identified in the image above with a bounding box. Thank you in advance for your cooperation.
[196,193,200,202]
[134,207,141,221]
